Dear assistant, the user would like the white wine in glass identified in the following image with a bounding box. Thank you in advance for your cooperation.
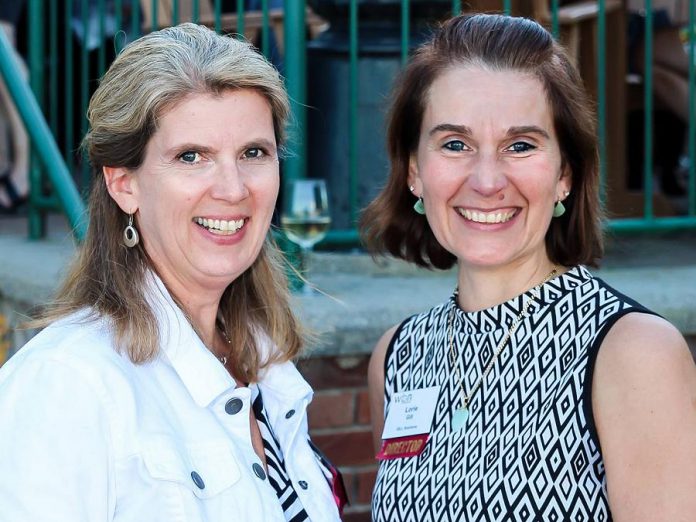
[281,179,331,293]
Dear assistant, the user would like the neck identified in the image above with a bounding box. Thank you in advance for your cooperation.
[151,267,228,348]
[456,257,559,312]
[162,279,225,348]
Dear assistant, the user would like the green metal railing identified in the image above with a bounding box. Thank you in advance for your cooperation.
[2,0,695,244]
[0,27,86,240]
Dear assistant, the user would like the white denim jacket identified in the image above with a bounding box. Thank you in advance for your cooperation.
[0,274,341,522]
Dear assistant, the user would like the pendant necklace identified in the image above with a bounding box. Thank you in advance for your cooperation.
[217,328,233,366]
[448,267,558,432]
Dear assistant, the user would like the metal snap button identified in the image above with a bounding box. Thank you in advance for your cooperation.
[252,462,266,480]
[191,471,205,490]
[225,398,243,415]
[285,409,296,419]
[298,480,308,490]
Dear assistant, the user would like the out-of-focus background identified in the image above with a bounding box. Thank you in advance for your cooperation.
[1,2,695,519]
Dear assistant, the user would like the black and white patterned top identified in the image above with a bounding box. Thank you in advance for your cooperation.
[252,387,310,522]
[372,266,653,522]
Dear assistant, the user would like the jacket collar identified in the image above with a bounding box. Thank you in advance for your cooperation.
[144,272,313,410]
[145,272,235,407]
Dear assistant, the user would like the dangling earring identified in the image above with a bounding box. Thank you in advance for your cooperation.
[413,197,425,215]
[553,190,570,218]
[123,213,140,247]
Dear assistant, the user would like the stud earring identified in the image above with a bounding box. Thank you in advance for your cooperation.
[409,185,415,192]
[553,200,566,218]
[413,197,425,215]
[123,213,140,247]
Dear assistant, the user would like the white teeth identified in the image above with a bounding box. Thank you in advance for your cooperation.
[194,217,244,235]
[459,209,515,224]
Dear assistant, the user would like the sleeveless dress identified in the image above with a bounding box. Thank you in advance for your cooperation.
[372,266,653,522]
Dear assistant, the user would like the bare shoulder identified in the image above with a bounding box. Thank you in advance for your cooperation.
[593,312,696,520]
[368,324,400,382]
[597,312,692,378]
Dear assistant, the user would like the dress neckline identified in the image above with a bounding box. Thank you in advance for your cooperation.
[449,266,594,334]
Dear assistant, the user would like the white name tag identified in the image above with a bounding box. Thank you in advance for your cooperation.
[382,386,439,439]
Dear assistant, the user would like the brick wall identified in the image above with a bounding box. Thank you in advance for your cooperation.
[298,355,376,522]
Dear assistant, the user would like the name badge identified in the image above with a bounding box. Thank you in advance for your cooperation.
[376,386,439,460]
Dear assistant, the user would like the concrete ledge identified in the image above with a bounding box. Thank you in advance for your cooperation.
[299,264,696,356]
[1,222,695,358]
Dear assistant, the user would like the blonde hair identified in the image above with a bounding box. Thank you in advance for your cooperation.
[37,23,300,382]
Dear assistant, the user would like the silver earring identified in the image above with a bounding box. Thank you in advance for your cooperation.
[123,213,139,248]
[413,197,425,215]
[553,200,566,218]
[409,185,415,192]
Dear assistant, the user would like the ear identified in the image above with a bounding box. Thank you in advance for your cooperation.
[407,154,423,196]
[557,162,572,200]
[103,166,139,214]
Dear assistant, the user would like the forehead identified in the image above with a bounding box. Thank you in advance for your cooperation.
[152,89,273,138]
[423,65,554,129]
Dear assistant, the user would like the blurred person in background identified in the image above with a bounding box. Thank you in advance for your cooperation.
[0,23,344,521]
[627,0,693,196]
[0,0,28,213]
[362,13,696,522]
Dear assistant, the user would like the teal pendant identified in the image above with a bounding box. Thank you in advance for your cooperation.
[452,407,469,432]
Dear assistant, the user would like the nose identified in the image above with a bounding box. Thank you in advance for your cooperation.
[210,160,250,202]
[467,149,508,197]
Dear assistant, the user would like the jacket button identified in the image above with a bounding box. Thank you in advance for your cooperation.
[285,409,296,419]
[225,398,243,415]
[298,480,308,490]
[191,471,205,490]
[253,463,266,480]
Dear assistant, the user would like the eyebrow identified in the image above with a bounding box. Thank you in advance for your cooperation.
[166,143,215,155]
[428,123,550,142]
[428,123,472,137]
[165,138,277,154]
[505,125,550,140]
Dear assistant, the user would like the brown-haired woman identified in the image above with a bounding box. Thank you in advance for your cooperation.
[0,23,343,521]
[362,13,696,522]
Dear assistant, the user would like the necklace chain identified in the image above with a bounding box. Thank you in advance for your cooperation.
[217,328,232,365]
[447,268,558,412]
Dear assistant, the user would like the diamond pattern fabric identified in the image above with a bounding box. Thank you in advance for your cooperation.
[372,266,650,521]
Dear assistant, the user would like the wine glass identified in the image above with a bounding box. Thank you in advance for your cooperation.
[280,179,331,294]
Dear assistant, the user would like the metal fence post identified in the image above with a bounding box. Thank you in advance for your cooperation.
[284,1,307,185]
[28,0,46,239]
[0,28,87,241]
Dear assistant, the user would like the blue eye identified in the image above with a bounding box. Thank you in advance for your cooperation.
[508,142,535,153]
[444,140,466,152]
[178,151,200,163]
[243,148,264,159]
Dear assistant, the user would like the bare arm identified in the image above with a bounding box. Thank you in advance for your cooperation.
[593,313,696,521]
[368,325,399,453]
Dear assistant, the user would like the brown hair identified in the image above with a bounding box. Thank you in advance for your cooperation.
[35,23,300,383]
[361,13,603,269]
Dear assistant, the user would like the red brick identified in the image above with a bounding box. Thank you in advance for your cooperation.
[312,429,376,467]
[297,356,370,390]
[308,390,356,430]
[342,509,371,522]
[355,468,378,505]
[341,471,358,502]
[355,389,371,425]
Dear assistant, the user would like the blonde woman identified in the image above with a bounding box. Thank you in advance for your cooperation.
[0,24,343,521]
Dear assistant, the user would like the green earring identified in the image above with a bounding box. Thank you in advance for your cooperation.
[553,200,566,218]
[413,197,425,215]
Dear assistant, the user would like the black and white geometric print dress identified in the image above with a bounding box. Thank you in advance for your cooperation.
[372,266,654,522]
